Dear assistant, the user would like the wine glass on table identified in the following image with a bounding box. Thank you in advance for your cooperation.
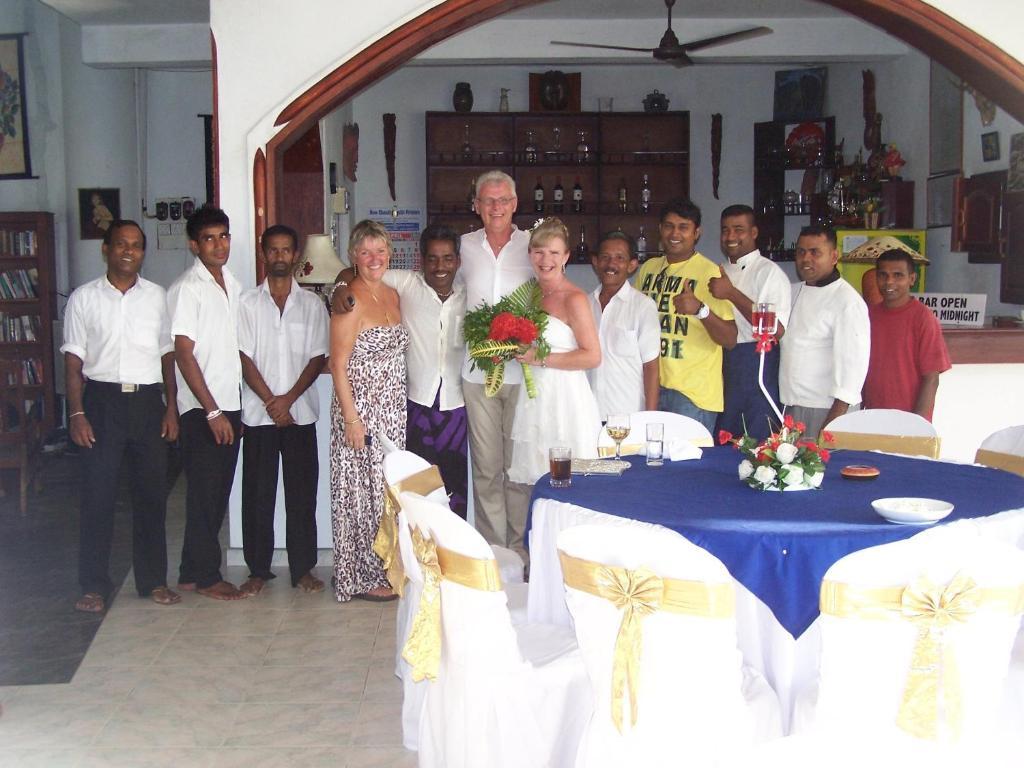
[605,414,631,466]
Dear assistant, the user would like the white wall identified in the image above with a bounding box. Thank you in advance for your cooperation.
[141,69,213,289]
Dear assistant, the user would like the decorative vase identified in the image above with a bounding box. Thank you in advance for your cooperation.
[453,82,473,113]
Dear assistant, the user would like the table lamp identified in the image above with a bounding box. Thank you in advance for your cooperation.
[297,234,345,292]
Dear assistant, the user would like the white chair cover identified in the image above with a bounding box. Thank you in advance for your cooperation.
[596,410,713,456]
[789,527,1024,765]
[824,408,940,457]
[557,524,782,768]
[401,491,592,768]
[382,450,524,585]
[975,424,1024,477]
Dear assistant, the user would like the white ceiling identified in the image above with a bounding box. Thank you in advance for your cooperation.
[40,0,841,27]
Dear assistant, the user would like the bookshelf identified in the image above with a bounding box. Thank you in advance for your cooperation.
[0,212,57,434]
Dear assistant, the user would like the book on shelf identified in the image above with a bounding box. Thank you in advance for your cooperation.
[0,268,40,300]
[0,229,38,258]
[0,313,41,342]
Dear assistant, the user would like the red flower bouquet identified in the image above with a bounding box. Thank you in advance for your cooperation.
[719,414,834,491]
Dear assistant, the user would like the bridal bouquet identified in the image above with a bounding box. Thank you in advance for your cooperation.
[464,280,550,398]
[719,415,834,491]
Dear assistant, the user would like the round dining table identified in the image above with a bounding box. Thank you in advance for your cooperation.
[526,446,1024,730]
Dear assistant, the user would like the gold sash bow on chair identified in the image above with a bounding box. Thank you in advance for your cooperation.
[400,525,504,683]
[401,527,443,682]
[373,465,445,598]
[559,551,735,733]
[820,573,1024,740]
[827,431,940,459]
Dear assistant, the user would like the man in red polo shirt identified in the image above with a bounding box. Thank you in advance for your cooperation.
[862,248,951,420]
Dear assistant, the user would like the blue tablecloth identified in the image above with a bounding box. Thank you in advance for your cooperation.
[528,447,1024,638]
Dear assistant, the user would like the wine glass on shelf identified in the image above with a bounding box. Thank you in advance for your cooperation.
[605,414,631,466]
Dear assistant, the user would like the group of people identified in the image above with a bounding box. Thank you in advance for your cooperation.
[65,167,950,611]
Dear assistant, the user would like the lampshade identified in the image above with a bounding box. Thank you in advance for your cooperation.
[297,234,345,284]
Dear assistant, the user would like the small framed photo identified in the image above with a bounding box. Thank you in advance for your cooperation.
[78,188,120,240]
[981,131,1000,163]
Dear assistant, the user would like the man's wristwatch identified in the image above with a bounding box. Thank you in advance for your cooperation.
[696,302,711,320]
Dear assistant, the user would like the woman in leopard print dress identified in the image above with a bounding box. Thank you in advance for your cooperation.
[328,221,409,602]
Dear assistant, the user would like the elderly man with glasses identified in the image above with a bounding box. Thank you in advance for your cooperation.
[460,170,535,563]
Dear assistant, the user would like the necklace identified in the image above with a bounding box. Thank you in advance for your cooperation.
[434,288,454,301]
[363,282,392,325]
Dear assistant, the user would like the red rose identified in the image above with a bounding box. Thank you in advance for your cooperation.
[822,430,835,444]
[718,430,733,445]
[819,448,831,462]
[796,421,806,433]
[783,414,795,429]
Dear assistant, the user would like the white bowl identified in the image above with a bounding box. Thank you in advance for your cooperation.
[871,497,954,525]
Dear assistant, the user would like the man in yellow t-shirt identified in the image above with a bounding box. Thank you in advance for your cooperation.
[635,198,737,430]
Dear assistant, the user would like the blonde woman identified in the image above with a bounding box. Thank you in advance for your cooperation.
[329,220,408,601]
[509,217,602,485]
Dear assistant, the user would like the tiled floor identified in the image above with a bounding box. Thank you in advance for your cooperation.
[0,454,414,767]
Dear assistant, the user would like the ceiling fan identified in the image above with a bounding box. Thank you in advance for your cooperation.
[551,0,773,68]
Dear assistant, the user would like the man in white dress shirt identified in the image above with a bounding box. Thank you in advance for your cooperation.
[237,225,328,596]
[167,205,248,601]
[780,225,870,437]
[588,231,660,420]
[64,220,181,613]
[709,205,793,440]
[460,171,535,559]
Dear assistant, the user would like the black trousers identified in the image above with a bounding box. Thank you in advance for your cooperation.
[241,423,318,586]
[178,408,241,588]
[78,382,169,597]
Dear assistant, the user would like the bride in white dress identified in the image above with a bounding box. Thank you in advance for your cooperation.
[509,218,603,485]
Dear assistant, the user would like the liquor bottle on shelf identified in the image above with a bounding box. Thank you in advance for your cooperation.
[461,124,473,162]
[552,176,565,214]
[571,177,584,213]
[533,177,545,214]
[524,130,538,164]
[618,178,629,213]
[576,130,590,163]
[640,174,651,213]
[467,179,476,212]
[636,225,648,261]
[573,224,589,264]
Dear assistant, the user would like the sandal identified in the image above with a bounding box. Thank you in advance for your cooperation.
[150,586,182,605]
[75,592,106,613]
[354,590,398,603]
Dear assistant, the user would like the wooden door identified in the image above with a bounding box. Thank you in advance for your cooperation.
[953,170,1005,263]
[1001,190,1024,304]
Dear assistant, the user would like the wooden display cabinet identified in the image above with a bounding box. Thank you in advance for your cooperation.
[425,111,688,263]
[753,117,836,261]
[0,211,57,434]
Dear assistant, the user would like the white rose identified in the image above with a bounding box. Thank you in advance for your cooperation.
[805,471,824,488]
[782,465,805,486]
[753,465,777,486]
[775,442,799,464]
[738,459,754,480]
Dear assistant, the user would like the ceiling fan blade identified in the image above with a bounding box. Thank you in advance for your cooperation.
[550,40,656,53]
[681,26,772,53]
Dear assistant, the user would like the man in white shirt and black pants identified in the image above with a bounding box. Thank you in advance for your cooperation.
[237,225,328,595]
[167,205,248,601]
[63,220,181,613]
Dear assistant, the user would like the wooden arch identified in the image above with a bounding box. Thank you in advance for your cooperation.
[253,0,1024,240]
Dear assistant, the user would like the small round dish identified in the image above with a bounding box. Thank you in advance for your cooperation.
[871,497,954,525]
[841,464,880,480]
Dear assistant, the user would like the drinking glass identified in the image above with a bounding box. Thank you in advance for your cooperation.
[605,414,631,466]
[548,446,572,488]
[646,423,664,467]
[752,302,778,337]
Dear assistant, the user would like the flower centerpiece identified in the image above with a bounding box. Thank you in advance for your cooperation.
[464,279,550,398]
[719,415,834,492]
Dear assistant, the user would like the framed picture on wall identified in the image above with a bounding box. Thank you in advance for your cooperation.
[78,188,121,240]
[0,34,33,180]
[981,131,1001,162]
[773,67,827,122]
[1009,132,1024,192]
